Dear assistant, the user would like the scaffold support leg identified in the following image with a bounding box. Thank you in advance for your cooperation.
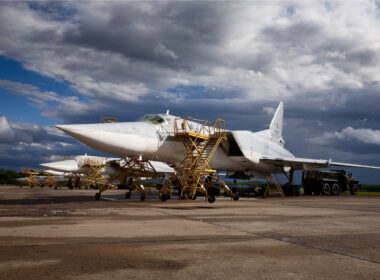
[212,174,239,200]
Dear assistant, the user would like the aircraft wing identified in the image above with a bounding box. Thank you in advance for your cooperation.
[260,156,380,170]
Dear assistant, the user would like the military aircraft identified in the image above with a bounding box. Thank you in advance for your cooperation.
[55,102,380,195]
[41,154,174,200]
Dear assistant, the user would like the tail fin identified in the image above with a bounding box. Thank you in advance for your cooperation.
[269,102,284,140]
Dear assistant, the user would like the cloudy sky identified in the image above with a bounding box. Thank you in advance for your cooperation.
[0,1,380,183]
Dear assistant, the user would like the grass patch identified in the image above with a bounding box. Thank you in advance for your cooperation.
[357,191,380,196]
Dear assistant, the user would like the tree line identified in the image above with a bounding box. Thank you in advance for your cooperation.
[0,169,25,184]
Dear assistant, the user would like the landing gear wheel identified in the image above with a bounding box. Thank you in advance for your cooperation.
[140,194,146,201]
[331,183,340,195]
[160,193,167,202]
[350,184,358,195]
[232,191,240,201]
[207,195,216,203]
[322,183,331,195]
[95,193,101,200]
[125,191,131,199]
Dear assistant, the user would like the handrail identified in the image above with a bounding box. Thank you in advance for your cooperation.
[174,117,226,140]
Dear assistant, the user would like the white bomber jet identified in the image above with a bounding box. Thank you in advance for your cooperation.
[41,154,174,200]
[55,102,380,186]
[41,155,174,177]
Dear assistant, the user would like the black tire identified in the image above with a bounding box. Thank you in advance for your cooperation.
[322,183,331,195]
[125,192,131,199]
[233,191,240,201]
[95,193,101,200]
[207,195,216,203]
[350,184,359,195]
[160,193,167,202]
[256,188,265,197]
[140,194,146,201]
[331,183,340,195]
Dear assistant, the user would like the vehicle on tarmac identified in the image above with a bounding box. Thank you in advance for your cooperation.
[302,170,359,195]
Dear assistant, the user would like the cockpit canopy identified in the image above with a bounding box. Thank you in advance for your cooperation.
[138,114,166,125]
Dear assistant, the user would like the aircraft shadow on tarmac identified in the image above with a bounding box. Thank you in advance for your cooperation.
[0,195,124,206]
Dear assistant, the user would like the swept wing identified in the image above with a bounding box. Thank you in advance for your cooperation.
[260,156,380,171]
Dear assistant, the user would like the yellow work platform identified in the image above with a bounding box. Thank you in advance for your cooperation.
[177,131,209,140]
[159,116,238,203]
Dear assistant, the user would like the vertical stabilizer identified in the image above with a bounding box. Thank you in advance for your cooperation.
[269,102,284,140]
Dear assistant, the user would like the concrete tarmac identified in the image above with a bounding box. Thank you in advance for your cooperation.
[0,186,379,279]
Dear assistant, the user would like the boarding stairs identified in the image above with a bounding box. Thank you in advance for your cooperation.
[263,175,286,198]
[160,117,238,202]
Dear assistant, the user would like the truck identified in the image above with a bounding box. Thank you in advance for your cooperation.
[302,170,359,195]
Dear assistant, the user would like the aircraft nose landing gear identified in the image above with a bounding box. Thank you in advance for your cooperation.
[207,195,216,203]
[160,193,167,202]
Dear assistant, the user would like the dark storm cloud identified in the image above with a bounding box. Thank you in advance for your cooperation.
[262,21,322,47]
[0,116,108,170]
[61,2,229,70]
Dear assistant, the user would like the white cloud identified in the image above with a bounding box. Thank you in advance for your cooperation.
[0,116,15,142]
[154,43,178,60]
[262,107,275,115]
[0,2,379,108]
[307,126,380,146]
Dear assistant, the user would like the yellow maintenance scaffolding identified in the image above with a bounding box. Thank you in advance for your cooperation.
[21,168,40,188]
[42,171,58,188]
[159,117,239,203]
[77,157,117,200]
[86,157,165,201]
[117,158,165,201]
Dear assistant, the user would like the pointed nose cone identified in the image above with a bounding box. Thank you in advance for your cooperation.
[40,159,79,172]
[55,122,159,157]
[55,124,95,142]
